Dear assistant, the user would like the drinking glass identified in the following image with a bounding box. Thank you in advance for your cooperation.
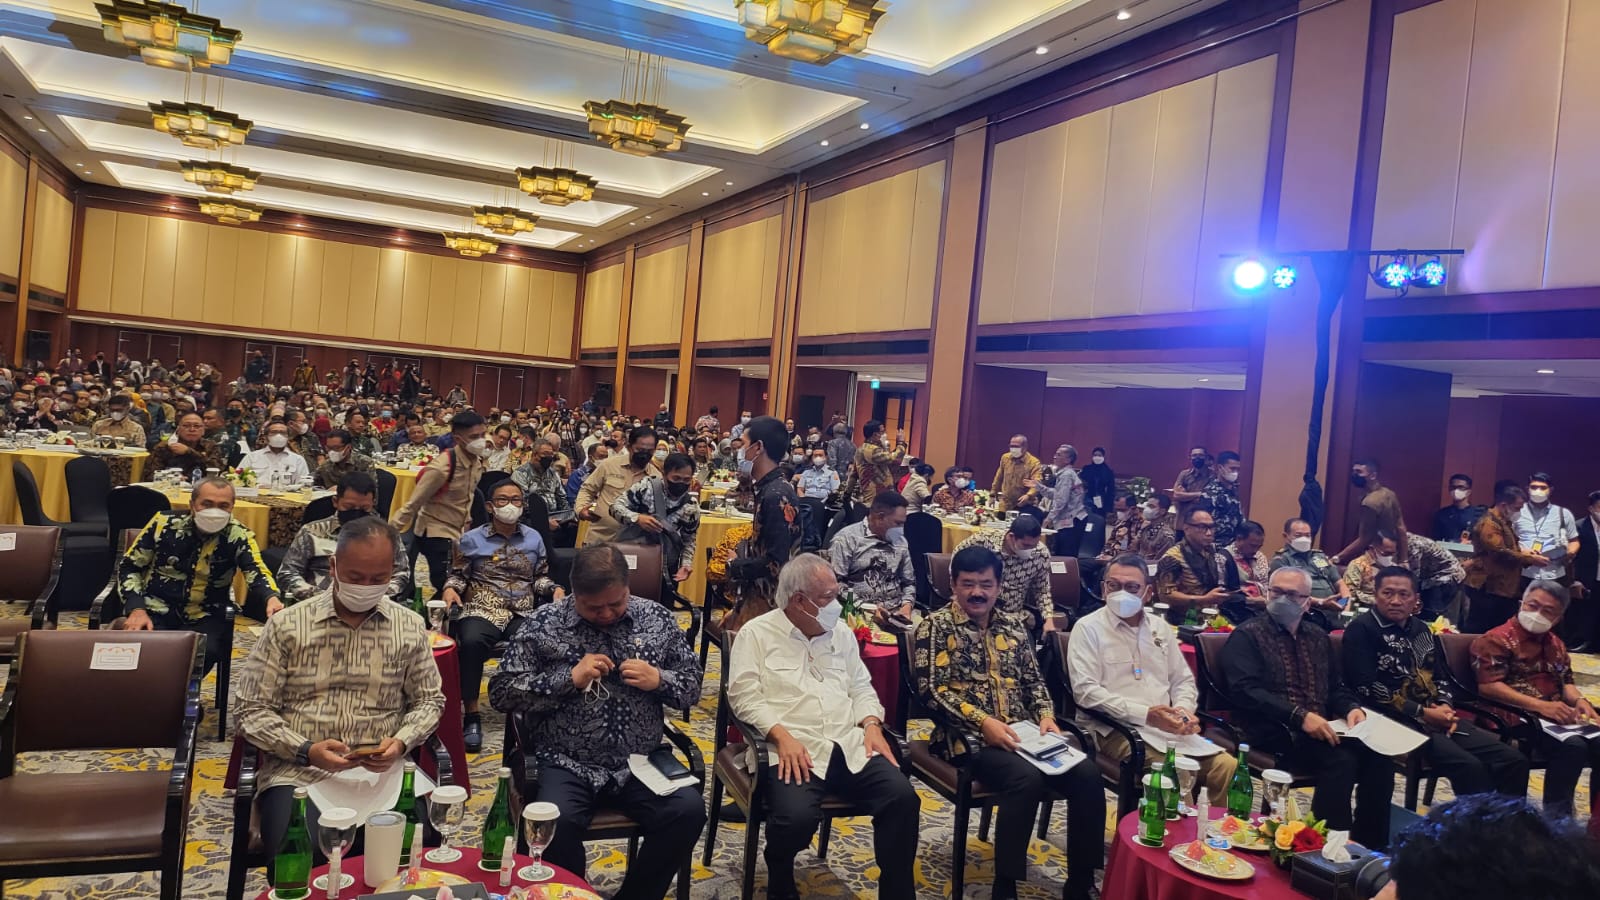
[1262,769,1293,820]
[424,785,469,863]
[312,807,359,894]
[1173,756,1201,816]
[426,600,448,634]
[517,802,560,882]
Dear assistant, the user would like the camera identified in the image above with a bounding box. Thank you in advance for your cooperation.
[1354,852,1391,899]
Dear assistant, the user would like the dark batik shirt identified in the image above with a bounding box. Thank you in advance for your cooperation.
[1220,614,1358,744]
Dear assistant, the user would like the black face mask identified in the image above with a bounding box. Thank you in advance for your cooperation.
[630,450,652,468]
[665,480,690,498]
[1350,474,1368,488]
[336,508,373,526]
[537,456,554,469]
[1191,457,1206,468]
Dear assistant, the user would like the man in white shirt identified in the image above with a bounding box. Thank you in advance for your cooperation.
[1068,553,1237,801]
[241,421,311,486]
[726,554,919,900]
[1516,472,1579,584]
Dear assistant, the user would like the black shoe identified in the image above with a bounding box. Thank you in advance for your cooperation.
[718,800,746,823]
[993,877,1019,900]
[1570,642,1592,654]
[463,715,483,754]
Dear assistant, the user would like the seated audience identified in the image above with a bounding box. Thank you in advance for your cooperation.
[242,420,313,486]
[312,428,373,488]
[235,515,444,872]
[901,462,935,513]
[278,472,406,604]
[1343,530,1400,614]
[1223,520,1271,611]
[613,451,701,586]
[1433,473,1487,543]
[1156,507,1243,624]
[490,545,704,899]
[795,446,841,500]
[1270,518,1351,620]
[917,545,1104,900]
[514,435,578,541]
[1221,566,1394,850]
[727,554,919,900]
[931,466,977,514]
[150,411,226,473]
[829,491,915,621]
[567,440,610,506]
[1131,495,1177,561]
[1102,491,1139,557]
[956,514,1056,635]
[92,393,146,445]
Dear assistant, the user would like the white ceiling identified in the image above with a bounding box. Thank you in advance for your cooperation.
[0,0,1225,252]
[989,361,1246,390]
[1384,359,1600,399]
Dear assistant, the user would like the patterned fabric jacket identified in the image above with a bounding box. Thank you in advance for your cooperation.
[912,605,1054,760]
[443,523,557,630]
[828,520,915,609]
[1340,609,1451,720]
[120,511,278,620]
[612,476,701,575]
[278,514,409,603]
[954,529,1053,624]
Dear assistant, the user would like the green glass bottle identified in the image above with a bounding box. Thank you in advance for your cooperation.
[1137,784,1166,847]
[1161,745,1180,820]
[479,766,515,872]
[394,760,420,867]
[1226,743,1254,818]
[413,582,426,616]
[272,786,313,900]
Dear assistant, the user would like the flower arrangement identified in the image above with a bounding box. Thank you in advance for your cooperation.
[42,431,76,446]
[397,443,437,466]
[970,489,996,523]
[1204,613,1235,633]
[839,589,874,646]
[224,467,257,488]
[1259,810,1328,867]
[1123,476,1154,505]
[1427,615,1457,635]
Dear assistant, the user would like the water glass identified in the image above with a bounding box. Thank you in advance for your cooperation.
[1262,768,1293,820]
[424,785,468,863]
[312,807,359,894]
[517,802,560,882]
[1173,756,1201,815]
[426,600,448,634]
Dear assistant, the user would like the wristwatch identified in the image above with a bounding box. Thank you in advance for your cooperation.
[295,740,313,767]
[860,716,883,731]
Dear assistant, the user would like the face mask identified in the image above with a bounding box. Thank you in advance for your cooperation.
[654,449,669,462]
[1350,474,1368,488]
[885,526,904,543]
[1529,489,1550,504]
[1092,455,1105,465]
[1109,590,1143,619]
[1289,536,1313,554]
[192,508,231,534]
[812,457,825,468]
[631,450,653,468]
[1141,507,1160,522]
[666,480,690,498]
[740,416,751,425]
[1450,488,1469,502]
[738,450,756,477]
[336,578,388,613]
[493,503,523,524]
[537,455,554,468]
[1518,610,1553,635]
[1192,456,1206,468]
[1375,554,1395,567]
[467,438,491,458]
[326,449,345,463]
[1266,596,1305,630]
[955,477,970,489]
[791,453,805,464]
[110,411,125,421]
[381,411,393,419]
[1223,470,1239,483]
[500,415,512,423]
[267,434,289,449]
[803,596,842,632]
[1009,447,1023,459]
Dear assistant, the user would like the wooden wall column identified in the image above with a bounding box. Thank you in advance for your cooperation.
[768,184,804,417]
[612,244,637,406]
[11,158,39,363]
[924,118,990,471]
[673,222,706,427]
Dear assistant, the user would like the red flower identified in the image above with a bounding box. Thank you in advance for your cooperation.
[1290,827,1325,853]
[854,625,873,644]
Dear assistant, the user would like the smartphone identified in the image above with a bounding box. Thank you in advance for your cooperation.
[647,746,691,781]
[345,744,385,759]
[885,612,914,631]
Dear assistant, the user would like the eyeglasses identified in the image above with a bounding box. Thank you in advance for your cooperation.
[1102,580,1146,594]
[1188,523,1216,532]
[489,497,524,508]
[1267,588,1311,603]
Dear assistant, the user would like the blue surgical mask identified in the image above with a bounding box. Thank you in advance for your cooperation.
[885,526,904,543]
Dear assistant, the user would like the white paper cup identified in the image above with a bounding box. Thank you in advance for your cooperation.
[362,810,405,887]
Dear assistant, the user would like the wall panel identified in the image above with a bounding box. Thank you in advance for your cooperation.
[525,268,556,359]
[109,212,148,316]
[319,241,353,336]
[579,263,624,349]
[345,245,380,339]
[1140,75,1216,315]
[29,184,73,293]
[699,214,782,343]
[290,236,325,330]
[548,272,578,358]
[1545,0,1600,287]
[501,265,530,356]
[372,248,405,343]
[201,226,239,327]
[76,208,115,312]
[451,262,483,350]
[231,229,266,330]
[171,220,207,323]
[629,243,688,346]
[1194,55,1277,309]
[0,153,23,279]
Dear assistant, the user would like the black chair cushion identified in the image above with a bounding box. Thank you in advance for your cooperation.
[0,771,169,864]
[904,739,996,800]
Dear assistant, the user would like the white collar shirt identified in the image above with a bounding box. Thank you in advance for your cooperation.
[1065,605,1196,738]
[241,446,311,484]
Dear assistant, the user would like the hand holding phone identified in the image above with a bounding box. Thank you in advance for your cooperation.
[344,744,386,760]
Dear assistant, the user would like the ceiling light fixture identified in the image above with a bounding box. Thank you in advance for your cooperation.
[471,205,537,236]
[442,232,499,258]
[150,100,251,149]
[1035,45,1048,55]
[735,0,887,64]
[96,0,241,70]
[1117,9,1132,20]
[516,140,599,206]
[1536,368,1556,375]
[180,159,258,194]
[859,122,870,130]
[22,115,32,121]
[585,50,690,157]
[725,180,734,186]
[198,197,262,225]
[820,139,830,146]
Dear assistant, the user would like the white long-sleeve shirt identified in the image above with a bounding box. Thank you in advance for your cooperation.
[1067,606,1196,739]
[726,608,885,778]
[240,447,311,485]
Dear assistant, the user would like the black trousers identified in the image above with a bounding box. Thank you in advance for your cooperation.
[1462,585,1517,635]
[259,785,431,873]
[970,747,1105,883]
[762,747,920,899]
[455,616,507,706]
[408,534,454,594]
[1541,732,1600,818]
[536,767,705,900]
[148,609,229,675]
[1561,577,1600,648]
[1419,722,1529,797]
[1281,734,1394,850]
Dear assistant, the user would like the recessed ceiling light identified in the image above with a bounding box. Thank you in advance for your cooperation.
[644,215,652,220]
[1198,378,1211,383]
[22,115,32,120]
[629,221,636,226]
[1536,368,1556,374]
[36,128,45,133]
[83,170,91,175]
[820,139,830,147]
[74,163,82,167]
[859,122,870,130]
[1117,9,1132,20]
[725,180,733,186]
[1035,45,1048,55]
[701,191,709,196]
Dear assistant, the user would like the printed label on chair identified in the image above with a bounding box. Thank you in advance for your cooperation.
[1050,561,1067,574]
[624,554,638,570]
[90,642,141,671]
[0,533,13,551]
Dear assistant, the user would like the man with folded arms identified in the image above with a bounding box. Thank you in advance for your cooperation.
[235,515,444,871]
[1069,553,1237,803]
[1220,566,1394,849]
[728,554,919,900]
[915,546,1103,900]
[490,545,704,900]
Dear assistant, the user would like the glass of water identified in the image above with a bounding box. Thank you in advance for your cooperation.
[1173,756,1201,816]
[1262,769,1293,820]
[312,806,358,893]
[424,785,468,863]
[517,802,560,882]
[426,599,447,634]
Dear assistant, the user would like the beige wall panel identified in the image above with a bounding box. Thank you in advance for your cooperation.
[524,268,556,357]
[696,229,738,343]
[831,185,867,333]
[1051,110,1111,320]
[864,174,916,333]
[201,226,239,327]
[171,220,209,323]
[398,253,432,345]
[1012,128,1069,325]
[142,217,181,322]
[903,162,944,330]
[977,136,1027,325]
[699,215,782,343]
[1194,56,1276,310]
[262,233,298,329]
[318,240,353,336]
[345,245,381,339]
[579,263,622,349]
[451,262,483,350]
[477,264,508,353]
[1545,0,1600,287]
[76,207,115,312]
[372,248,406,342]
[757,215,783,337]
[425,257,458,341]
[1450,0,1565,294]
[230,227,270,329]
[110,212,148,316]
[1368,0,1473,293]
[289,236,324,330]
[501,265,531,354]
[0,154,23,278]
[1093,92,1161,318]
[547,272,578,358]
[29,185,72,293]
[796,201,830,337]
[1141,75,1217,315]
[631,244,687,346]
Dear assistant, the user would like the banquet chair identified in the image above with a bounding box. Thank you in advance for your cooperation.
[502,713,699,900]
[697,545,731,670]
[925,551,953,606]
[107,486,171,550]
[299,494,335,524]
[1435,632,1544,773]
[226,733,457,900]
[374,466,398,519]
[0,630,202,900]
[14,461,115,614]
[11,461,105,539]
[63,456,114,536]
[1047,629,1147,818]
[893,628,1074,897]
[703,628,899,900]
[1192,632,1318,800]
[903,512,942,610]
[1326,632,1442,810]
[0,525,62,665]
[1047,556,1083,625]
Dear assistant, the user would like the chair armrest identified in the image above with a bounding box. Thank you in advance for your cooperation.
[416,733,454,786]
[88,589,110,630]
[27,542,63,630]
[1081,706,1143,770]
[1195,711,1240,744]
[1452,700,1514,735]
[0,670,16,779]
[167,658,204,845]
[663,719,706,785]
[1054,718,1093,755]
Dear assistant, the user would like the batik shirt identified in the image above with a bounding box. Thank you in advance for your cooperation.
[1470,619,1574,703]
[955,530,1053,623]
[912,605,1054,759]
[828,520,915,609]
[119,511,278,621]
[1341,609,1451,720]
[846,441,901,506]
[612,476,701,575]
[512,460,573,516]
[278,514,409,602]
[1202,479,1244,547]
[444,523,558,630]
[488,596,703,790]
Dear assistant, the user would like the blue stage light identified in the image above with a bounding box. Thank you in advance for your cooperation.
[1379,259,1413,290]
[1271,265,1297,289]
[1415,258,1446,288]
[1232,259,1267,291]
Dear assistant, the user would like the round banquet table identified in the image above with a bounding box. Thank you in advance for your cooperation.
[941,519,984,553]
[0,447,149,524]
[1103,811,1298,900]
[381,465,419,519]
[251,847,594,899]
[861,640,902,730]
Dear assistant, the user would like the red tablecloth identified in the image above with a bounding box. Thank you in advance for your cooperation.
[1181,643,1199,680]
[227,641,469,795]
[252,847,592,899]
[1103,812,1299,900]
[861,641,902,730]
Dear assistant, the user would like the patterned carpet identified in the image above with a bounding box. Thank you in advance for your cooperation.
[2,599,1594,900]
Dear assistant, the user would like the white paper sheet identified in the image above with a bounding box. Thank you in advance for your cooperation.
[1138,728,1223,757]
[1540,720,1600,743]
[306,764,436,822]
[1330,709,1428,756]
[628,753,698,797]
[1011,721,1089,775]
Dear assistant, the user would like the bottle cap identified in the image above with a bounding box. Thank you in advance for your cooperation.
[498,766,512,778]
[403,760,417,771]
[292,786,309,798]
[1238,743,1249,752]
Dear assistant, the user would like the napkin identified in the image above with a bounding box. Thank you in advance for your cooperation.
[1322,830,1353,863]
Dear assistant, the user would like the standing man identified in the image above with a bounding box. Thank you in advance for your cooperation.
[1041,444,1087,555]
[1333,458,1408,567]
[1514,472,1580,591]
[1462,483,1548,634]
[694,405,721,435]
[992,434,1043,514]
[1202,451,1245,547]
[828,492,915,621]
[1569,490,1600,652]
[724,416,803,630]
[576,426,661,546]
[728,555,920,900]
[1433,473,1487,543]
[1169,447,1213,527]
[652,403,672,430]
[825,423,856,478]
[917,546,1105,900]
[843,419,903,509]
[730,411,753,440]
[391,411,490,596]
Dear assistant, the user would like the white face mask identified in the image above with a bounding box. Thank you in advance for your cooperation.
[1451,488,1469,502]
[955,477,970,489]
[267,433,289,449]
[110,411,125,421]
[1289,536,1313,554]
[293,422,309,435]
[467,437,490,457]
[494,503,523,524]
[326,449,345,463]
[1108,590,1144,619]
[1009,447,1024,459]
[336,578,388,613]
[1092,455,1105,465]
[1518,610,1554,635]
[1375,554,1395,567]
[1223,470,1240,483]
[1529,489,1550,504]
[654,449,669,462]
[812,457,826,468]
[1141,507,1161,522]
[791,453,805,463]
[192,508,231,534]
[805,597,842,632]
[740,416,751,425]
